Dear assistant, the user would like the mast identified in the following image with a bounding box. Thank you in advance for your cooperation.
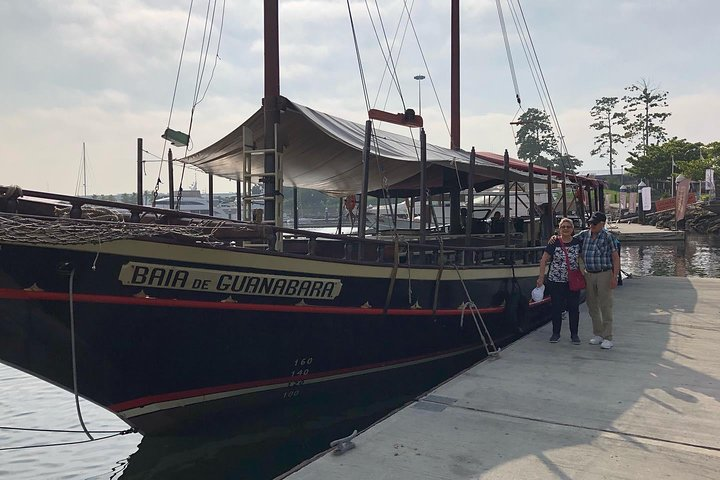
[449,0,462,233]
[82,142,87,196]
[450,0,460,150]
[263,0,280,224]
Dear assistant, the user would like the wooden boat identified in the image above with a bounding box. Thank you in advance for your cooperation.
[0,1,553,436]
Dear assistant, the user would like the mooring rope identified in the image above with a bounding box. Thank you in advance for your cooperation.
[0,430,135,451]
[68,269,93,441]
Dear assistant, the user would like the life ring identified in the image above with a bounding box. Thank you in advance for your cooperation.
[344,195,357,212]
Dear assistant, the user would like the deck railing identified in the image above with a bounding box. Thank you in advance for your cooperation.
[0,185,545,267]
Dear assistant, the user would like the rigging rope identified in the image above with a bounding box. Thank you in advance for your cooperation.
[372,1,413,111]
[178,0,226,208]
[347,1,371,112]
[400,0,452,139]
[152,0,196,208]
[364,0,407,110]
[513,0,570,168]
[496,0,521,108]
[505,0,546,114]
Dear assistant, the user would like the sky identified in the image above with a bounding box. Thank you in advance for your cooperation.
[1,0,719,196]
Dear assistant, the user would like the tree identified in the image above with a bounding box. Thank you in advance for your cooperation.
[622,80,671,157]
[556,153,582,173]
[589,96,627,175]
[702,141,720,167]
[625,138,703,195]
[514,108,573,170]
[672,141,715,183]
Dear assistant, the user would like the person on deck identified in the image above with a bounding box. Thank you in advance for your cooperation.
[537,218,582,344]
[575,212,620,349]
[538,203,554,244]
[490,211,504,234]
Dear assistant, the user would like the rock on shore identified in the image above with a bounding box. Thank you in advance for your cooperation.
[649,203,720,234]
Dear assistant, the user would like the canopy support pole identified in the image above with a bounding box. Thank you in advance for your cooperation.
[465,148,475,248]
[358,119,372,246]
[419,128,428,244]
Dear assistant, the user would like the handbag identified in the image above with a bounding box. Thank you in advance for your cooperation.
[560,240,586,291]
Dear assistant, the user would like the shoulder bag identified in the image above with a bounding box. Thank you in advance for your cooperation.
[560,240,586,291]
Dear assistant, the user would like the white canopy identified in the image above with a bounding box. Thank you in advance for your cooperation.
[176,97,531,197]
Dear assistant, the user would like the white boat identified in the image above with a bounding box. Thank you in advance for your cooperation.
[154,184,237,219]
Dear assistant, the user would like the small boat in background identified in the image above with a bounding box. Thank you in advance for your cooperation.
[154,182,237,219]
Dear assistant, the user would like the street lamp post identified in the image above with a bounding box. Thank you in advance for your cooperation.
[414,74,425,115]
[620,164,625,187]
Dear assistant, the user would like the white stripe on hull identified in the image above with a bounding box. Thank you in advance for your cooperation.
[118,343,484,419]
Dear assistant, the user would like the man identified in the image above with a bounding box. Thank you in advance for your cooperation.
[577,212,620,349]
[490,211,504,234]
[537,203,553,244]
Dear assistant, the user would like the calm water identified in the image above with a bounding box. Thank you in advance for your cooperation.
[620,233,720,278]
[1,234,718,479]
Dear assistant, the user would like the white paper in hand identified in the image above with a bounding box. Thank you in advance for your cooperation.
[531,285,545,303]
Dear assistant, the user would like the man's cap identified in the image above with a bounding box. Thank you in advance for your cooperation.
[589,211,607,224]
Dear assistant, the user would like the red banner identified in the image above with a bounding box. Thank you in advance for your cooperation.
[655,192,697,213]
[675,178,691,222]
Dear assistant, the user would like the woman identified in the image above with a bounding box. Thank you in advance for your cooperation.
[537,217,582,344]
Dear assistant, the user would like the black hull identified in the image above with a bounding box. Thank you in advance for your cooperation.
[0,233,550,436]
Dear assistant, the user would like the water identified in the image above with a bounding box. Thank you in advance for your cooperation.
[1,234,718,479]
[620,233,720,278]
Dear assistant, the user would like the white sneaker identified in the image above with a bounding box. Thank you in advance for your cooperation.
[589,335,604,345]
[600,339,614,349]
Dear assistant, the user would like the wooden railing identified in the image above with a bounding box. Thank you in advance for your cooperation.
[1,185,545,268]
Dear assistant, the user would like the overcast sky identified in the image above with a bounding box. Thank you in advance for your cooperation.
[1,0,718,195]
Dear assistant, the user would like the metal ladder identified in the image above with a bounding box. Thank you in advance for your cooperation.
[454,265,500,357]
[241,125,283,250]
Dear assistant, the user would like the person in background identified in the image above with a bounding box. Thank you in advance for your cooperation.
[536,217,582,344]
[490,211,504,233]
[576,211,620,349]
[538,202,554,244]
[460,207,468,233]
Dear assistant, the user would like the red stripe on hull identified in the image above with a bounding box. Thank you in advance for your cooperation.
[0,287,549,316]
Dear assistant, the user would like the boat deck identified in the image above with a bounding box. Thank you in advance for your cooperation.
[282,276,720,479]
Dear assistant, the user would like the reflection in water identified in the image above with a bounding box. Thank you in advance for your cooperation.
[620,234,720,278]
[117,396,410,479]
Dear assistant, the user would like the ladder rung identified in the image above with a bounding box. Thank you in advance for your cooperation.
[244,148,277,155]
[243,195,276,201]
[243,172,277,178]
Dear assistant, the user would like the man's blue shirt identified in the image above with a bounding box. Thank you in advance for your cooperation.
[575,228,617,272]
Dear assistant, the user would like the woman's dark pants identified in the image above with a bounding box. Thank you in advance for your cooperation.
[547,281,580,336]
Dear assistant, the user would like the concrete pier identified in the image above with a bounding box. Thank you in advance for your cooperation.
[282,276,720,479]
[608,222,685,242]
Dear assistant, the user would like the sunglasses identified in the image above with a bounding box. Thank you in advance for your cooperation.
[559,225,573,228]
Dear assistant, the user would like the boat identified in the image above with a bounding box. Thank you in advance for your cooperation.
[0,1,573,437]
[153,182,237,219]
